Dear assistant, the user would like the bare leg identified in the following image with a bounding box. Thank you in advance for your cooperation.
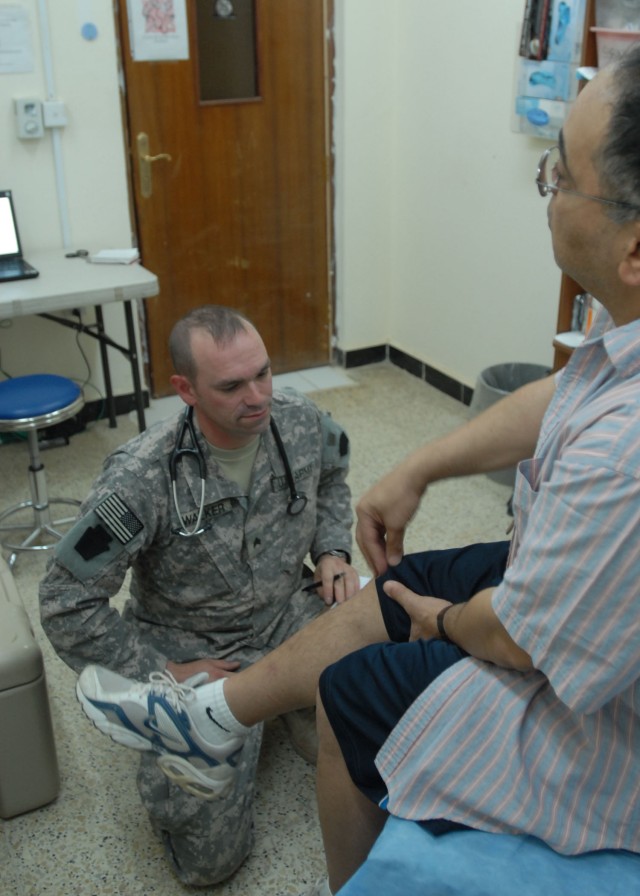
[316,694,386,892]
[225,579,387,725]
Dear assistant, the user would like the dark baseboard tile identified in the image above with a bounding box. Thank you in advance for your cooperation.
[389,345,424,380]
[335,344,388,368]
[339,344,472,407]
[422,361,473,406]
[82,391,150,424]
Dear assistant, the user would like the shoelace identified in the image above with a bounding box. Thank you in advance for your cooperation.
[145,669,209,711]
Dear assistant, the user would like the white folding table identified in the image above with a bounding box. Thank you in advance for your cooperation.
[0,249,159,432]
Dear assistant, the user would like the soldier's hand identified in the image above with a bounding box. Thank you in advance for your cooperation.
[312,554,361,605]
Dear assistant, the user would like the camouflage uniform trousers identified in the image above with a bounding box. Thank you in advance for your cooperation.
[137,726,264,886]
[135,592,325,886]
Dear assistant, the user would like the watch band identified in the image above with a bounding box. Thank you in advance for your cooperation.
[315,548,351,564]
[436,604,455,643]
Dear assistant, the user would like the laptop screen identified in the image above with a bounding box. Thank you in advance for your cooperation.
[0,191,22,259]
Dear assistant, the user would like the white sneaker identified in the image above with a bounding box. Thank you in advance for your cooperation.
[76,665,246,800]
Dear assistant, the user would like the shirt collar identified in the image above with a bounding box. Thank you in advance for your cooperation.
[600,315,640,378]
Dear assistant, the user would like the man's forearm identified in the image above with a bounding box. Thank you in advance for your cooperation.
[409,374,556,491]
[357,374,555,574]
[439,589,532,671]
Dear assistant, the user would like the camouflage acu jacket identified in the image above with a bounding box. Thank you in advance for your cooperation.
[39,389,352,678]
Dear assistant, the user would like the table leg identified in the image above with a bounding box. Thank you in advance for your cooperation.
[40,303,147,433]
[95,305,117,428]
[124,300,146,432]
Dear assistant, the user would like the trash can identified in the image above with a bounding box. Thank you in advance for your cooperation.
[469,362,551,488]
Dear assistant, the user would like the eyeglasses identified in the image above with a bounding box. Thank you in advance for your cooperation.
[536,145,640,212]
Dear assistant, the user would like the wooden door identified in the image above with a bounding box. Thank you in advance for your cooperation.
[116,0,334,397]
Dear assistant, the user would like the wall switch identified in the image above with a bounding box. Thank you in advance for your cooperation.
[15,98,44,139]
[43,100,68,128]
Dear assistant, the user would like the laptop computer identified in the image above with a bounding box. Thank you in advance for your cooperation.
[0,190,39,282]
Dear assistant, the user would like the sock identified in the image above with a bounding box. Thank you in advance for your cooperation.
[190,677,252,740]
[320,881,333,896]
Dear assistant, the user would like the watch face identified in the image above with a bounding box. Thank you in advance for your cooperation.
[214,0,234,18]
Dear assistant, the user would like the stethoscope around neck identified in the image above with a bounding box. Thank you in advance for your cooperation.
[169,406,308,537]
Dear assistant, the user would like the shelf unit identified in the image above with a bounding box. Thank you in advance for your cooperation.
[552,0,598,370]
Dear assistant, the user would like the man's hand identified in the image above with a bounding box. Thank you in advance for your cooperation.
[356,465,426,575]
[311,554,361,605]
[356,377,556,577]
[386,583,533,671]
[166,657,241,683]
[383,580,451,641]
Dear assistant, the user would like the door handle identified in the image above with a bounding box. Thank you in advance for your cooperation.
[137,133,172,198]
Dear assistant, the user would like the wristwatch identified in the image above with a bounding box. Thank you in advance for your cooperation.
[315,548,351,564]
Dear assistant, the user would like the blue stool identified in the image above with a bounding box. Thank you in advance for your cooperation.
[0,375,84,567]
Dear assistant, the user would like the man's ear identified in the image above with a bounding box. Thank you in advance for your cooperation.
[618,223,640,288]
[170,374,197,406]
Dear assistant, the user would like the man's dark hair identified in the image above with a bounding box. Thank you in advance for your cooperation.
[599,44,640,223]
[169,305,253,380]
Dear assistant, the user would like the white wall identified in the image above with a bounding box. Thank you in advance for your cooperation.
[2,0,563,400]
[1,1,135,398]
[333,0,395,351]
[334,0,562,386]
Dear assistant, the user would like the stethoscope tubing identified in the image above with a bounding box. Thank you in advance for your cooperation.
[170,406,307,537]
[170,406,207,537]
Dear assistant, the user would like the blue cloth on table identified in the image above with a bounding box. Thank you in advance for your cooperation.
[336,816,640,896]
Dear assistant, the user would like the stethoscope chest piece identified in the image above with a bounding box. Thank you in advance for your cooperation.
[287,493,308,516]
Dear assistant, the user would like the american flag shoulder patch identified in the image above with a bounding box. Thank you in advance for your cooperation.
[95,493,144,545]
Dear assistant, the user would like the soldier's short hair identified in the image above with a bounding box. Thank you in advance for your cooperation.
[169,305,254,380]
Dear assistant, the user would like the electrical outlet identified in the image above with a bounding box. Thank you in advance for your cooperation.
[14,98,44,139]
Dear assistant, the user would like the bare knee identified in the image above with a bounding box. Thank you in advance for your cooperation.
[331,577,387,646]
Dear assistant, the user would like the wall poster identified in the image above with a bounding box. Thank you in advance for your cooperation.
[126,0,189,61]
[0,5,34,73]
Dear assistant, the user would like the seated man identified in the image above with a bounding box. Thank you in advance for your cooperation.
[75,52,640,896]
[40,304,360,887]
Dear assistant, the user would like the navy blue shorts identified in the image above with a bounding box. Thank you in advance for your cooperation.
[318,541,510,826]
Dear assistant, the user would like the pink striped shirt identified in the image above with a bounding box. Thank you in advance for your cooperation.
[376,310,640,855]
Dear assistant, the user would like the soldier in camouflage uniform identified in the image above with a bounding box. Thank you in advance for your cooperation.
[39,306,358,886]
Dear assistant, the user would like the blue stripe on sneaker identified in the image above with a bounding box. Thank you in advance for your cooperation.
[87,694,223,767]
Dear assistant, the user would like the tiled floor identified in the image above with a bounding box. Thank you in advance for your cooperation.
[0,363,513,896]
